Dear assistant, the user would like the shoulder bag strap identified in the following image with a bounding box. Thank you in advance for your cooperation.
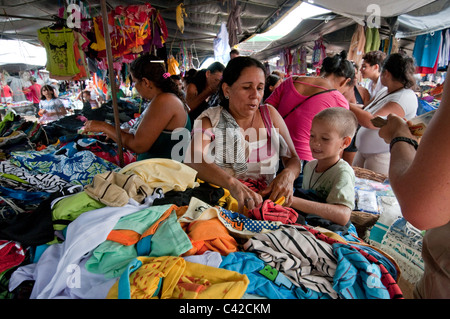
[282,89,337,119]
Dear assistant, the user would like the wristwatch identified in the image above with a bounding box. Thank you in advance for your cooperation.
[389,136,419,152]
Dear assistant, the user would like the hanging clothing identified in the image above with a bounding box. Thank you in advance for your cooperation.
[413,31,443,69]
[38,27,80,78]
[312,38,326,68]
[227,0,242,48]
[214,22,231,65]
[364,28,380,53]
[298,46,308,75]
[438,29,450,69]
[347,24,366,67]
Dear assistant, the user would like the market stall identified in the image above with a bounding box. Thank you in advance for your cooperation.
[0,0,447,303]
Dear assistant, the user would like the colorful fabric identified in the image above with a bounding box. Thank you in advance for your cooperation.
[118,158,199,193]
[0,240,25,273]
[244,225,338,298]
[107,256,249,299]
[333,243,390,299]
[179,197,282,239]
[10,149,119,186]
[305,225,403,299]
[248,199,298,225]
[84,171,154,207]
[182,218,238,256]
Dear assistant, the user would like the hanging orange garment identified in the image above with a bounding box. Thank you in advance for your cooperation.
[90,17,106,52]
[167,56,179,75]
[72,32,89,80]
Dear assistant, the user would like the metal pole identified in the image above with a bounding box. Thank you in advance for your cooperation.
[100,0,124,167]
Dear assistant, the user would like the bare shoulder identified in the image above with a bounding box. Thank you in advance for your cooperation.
[151,93,184,110]
[265,103,283,121]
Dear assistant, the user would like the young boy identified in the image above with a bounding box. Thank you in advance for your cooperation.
[291,107,358,229]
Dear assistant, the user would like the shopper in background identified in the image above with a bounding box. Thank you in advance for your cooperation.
[185,61,225,122]
[351,52,418,176]
[38,84,67,124]
[230,48,240,59]
[263,73,282,102]
[360,50,387,99]
[342,61,371,165]
[25,77,42,117]
[0,82,13,103]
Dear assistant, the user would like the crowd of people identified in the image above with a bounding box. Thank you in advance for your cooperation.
[14,47,447,299]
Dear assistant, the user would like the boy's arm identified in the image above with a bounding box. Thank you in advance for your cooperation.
[292,164,354,226]
[291,198,351,226]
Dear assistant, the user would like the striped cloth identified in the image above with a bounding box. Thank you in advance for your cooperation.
[243,225,338,298]
[214,108,247,177]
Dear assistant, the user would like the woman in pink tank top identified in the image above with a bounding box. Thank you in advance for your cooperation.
[266,51,354,163]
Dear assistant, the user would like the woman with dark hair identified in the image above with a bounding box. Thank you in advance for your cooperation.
[185,61,225,122]
[184,56,301,214]
[265,50,354,183]
[38,84,67,124]
[263,74,282,102]
[84,54,191,162]
[351,52,418,175]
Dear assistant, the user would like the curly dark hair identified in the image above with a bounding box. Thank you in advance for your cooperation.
[382,52,417,89]
[130,53,185,102]
[362,50,387,67]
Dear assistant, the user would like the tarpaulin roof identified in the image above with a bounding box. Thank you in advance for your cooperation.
[250,0,449,61]
[0,0,448,64]
[0,0,302,62]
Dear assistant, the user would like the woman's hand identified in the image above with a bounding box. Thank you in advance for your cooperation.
[228,178,263,215]
[260,168,296,206]
[83,120,104,133]
[378,113,414,144]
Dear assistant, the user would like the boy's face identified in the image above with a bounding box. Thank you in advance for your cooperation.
[360,60,379,79]
[309,119,346,161]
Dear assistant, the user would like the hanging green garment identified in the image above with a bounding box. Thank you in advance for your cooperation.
[37,27,80,77]
[364,27,380,53]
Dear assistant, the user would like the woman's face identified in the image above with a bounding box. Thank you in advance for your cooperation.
[272,79,282,91]
[223,66,265,118]
[206,70,223,92]
[131,74,152,100]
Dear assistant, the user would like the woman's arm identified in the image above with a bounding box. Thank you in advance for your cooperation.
[259,105,301,206]
[185,83,214,112]
[184,117,262,214]
[378,81,450,230]
[84,93,183,154]
[350,100,405,129]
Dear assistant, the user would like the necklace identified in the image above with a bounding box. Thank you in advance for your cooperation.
[241,109,257,132]
[308,159,340,189]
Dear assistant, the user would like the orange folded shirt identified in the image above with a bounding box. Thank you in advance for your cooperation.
[183,218,238,256]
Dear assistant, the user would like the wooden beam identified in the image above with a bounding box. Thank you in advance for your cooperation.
[100,0,124,167]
